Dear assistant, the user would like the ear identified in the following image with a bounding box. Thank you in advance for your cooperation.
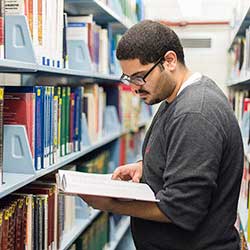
[163,51,177,72]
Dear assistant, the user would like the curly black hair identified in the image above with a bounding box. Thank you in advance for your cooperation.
[116,20,185,65]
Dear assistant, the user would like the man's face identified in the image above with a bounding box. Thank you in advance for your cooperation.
[119,58,176,105]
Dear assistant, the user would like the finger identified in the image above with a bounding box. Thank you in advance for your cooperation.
[112,166,130,180]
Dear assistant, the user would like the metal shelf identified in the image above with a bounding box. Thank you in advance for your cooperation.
[227,76,250,89]
[0,59,37,73]
[229,7,250,50]
[60,213,130,250]
[36,65,121,83]
[107,217,130,250]
[0,132,122,198]
[60,209,101,250]
[0,173,35,199]
[0,59,121,84]
[64,0,134,31]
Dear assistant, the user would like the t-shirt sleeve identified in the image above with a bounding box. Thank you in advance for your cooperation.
[156,113,223,231]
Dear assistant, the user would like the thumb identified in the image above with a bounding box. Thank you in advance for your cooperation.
[132,173,141,183]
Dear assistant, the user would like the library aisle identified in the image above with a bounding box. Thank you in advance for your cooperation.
[0,0,249,250]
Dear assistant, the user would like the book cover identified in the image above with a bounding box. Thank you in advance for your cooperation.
[3,90,35,159]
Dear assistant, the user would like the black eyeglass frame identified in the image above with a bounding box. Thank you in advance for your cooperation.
[120,55,164,86]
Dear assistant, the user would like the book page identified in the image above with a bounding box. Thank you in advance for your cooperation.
[57,170,159,202]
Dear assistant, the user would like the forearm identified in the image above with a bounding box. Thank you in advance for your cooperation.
[110,199,171,224]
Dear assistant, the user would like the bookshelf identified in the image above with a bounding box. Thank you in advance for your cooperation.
[60,209,101,250]
[107,216,131,250]
[229,7,250,50]
[0,120,148,200]
[0,0,146,249]
[227,3,250,249]
[64,0,134,30]
[0,130,121,199]
[0,59,121,84]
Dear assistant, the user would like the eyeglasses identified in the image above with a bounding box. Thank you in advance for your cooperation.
[120,56,164,86]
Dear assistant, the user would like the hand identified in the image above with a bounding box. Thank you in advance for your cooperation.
[112,161,142,183]
[79,195,116,212]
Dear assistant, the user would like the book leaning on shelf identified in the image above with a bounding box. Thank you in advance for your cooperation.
[57,170,159,202]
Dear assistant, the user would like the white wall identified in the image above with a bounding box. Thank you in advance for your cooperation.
[144,0,236,21]
[144,0,234,94]
[173,25,231,94]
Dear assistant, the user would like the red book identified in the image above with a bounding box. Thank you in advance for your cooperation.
[244,98,250,112]
[4,92,35,158]
[119,135,127,166]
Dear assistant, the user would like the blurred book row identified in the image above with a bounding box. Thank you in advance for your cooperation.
[0,0,145,75]
[0,84,152,186]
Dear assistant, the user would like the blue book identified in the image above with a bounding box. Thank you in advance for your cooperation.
[35,86,44,170]
[67,22,86,27]
[49,87,54,165]
[44,87,50,168]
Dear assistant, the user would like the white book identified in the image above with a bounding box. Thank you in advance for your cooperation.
[57,170,160,203]
[67,20,88,43]
[32,0,38,54]
[56,0,64,67]
[99,28,109,74]
[67,14,93,24]
[67,15,93,44]
[5,0,25,15]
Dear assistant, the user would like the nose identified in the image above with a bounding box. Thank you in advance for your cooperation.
[130,83,142,94]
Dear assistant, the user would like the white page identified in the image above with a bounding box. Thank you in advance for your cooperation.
[57,170,159,202]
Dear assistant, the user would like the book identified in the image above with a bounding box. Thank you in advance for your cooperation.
[57,170,159,202]
[0,0,4,59]
[4,88,35,159]
[0,87,3,185]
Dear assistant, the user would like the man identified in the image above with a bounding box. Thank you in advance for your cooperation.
[81,20,243,250]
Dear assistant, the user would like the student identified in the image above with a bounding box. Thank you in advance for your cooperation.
[81,20,243,250]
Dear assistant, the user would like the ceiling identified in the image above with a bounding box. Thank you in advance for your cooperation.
[144,0,239,22]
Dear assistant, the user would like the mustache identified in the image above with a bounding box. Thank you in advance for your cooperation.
[135,89,149,94]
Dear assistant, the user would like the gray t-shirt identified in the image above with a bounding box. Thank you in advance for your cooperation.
[131,76,243,250]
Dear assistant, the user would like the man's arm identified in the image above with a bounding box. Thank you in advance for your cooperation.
[80,195,172,224]
[112,199,171,223]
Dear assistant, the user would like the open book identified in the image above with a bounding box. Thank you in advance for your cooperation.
[57,170,160,202]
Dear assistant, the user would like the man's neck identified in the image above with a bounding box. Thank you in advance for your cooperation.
[166,67,192,103]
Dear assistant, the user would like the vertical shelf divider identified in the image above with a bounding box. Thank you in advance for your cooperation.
[3,125,35,175]
[5,15,36,63]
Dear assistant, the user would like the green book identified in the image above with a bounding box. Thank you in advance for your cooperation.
[65,87,70,155]
[60,87,66,156]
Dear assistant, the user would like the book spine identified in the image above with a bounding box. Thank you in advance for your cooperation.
[69,91,74,153]
[57,87,62,159]
[65,87,70,155]
[60,87,66,157]
[35,86,44,170]
[0,211,2,249]
[53,93,58,164]
[0,0,4,59]
[5,0,25,15]
[49,87,53,165]
[0,87,3,185]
